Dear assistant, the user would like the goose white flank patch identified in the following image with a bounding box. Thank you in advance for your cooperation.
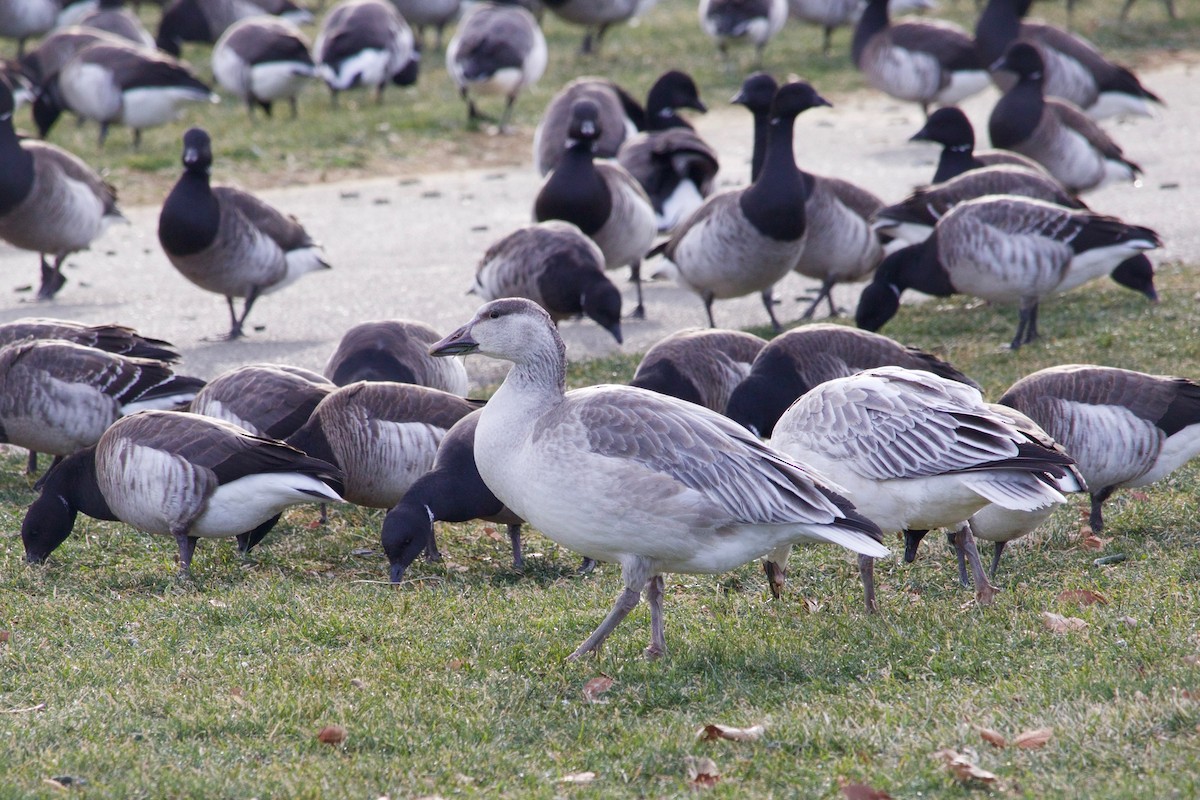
[540,0,659,54]
[629,328,766,412]
[212,16,316,118]
[313,0,417,104]
[908,106,1047,184]
[190,364,333,439]
[158,127,332,340]
[323,319,469,395]
[446,3,546,132]
[0,0,57,55]
[429,298,888,661]
[18,26,121,86]
[771,366,1076,605]
[699,0,788,68]
[21,410,344,569]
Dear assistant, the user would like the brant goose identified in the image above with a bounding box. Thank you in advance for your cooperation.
[313,0,418,105]
[323,319,469,395]
[212,16,315,117]
[446,2,547,132]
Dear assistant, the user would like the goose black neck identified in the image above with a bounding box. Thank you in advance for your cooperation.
[852,0,889,67]
[0,120,34,216]
[739,112,808,241]
[533,143,612,236]
[158,169,219,256]
[932,147,983,183]
[748,107,770,182]
[880,236,954,296]
[975,0,1022,66]
[988,79,1042,150]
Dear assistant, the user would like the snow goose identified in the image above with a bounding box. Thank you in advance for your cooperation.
[629,328,766,412]
[725,323,977,438]
[541,0,658,54]
[771,366,1076,605]
[699,0,788,68]
[654,80,822,332]
[392,0,462,49]
[988,43,1141,195]
[470,220,624,344]
[855,195,1161,349]
[446,2,546,132]
[21,411,345,569]
[908,106,1046,184]
[974,0,1162,120]
[0,318,179,362]
[78,0,156,47]
[0,339,205,467]
[0,0,57,56]
[850,0,989,116]
[313,0,418,105]
[788,0,937,55]
[212,16,315,118]
[429,298,889,660]
[190,364,333,439]
[997,365,1200,534]
[533,100,657,318]
[158,127,332,340]
[323,319,469,395]
[0,80,125,300]
[285,381,477,510]
[732,71,884,320]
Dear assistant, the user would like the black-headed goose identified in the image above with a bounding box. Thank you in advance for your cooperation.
[725,323,977,439]
[788,0,937,55]
[988,43,1142,195]
[851,0,989,116]
[313,0,418,105]
[392,0,462,49]
[323,319,469,395]
[429,298,889,660]
[699,0,788,68]
[156,0,313,56]
[446,3,547,132]
[908,106,1047,184]
[534,100,657,318]
[0,317,179,362]
[33,40,217,147]
[0,0,57,56]
[0,80,125,299]
[655,81,824,332]
[190,364,333,439]
[158,127,331,340]
[541,0,658,54]
[78,0,155,47]
[855,195,1161,349]
[285,381,477,510]
[975,0,1162,120]
[998,365,1200,534]
[470,221,624,344]
[0,339,205,465]
[771,366,1076,605]
[212,16,315,118]
[21,411,344,569]
[629,328,766,412]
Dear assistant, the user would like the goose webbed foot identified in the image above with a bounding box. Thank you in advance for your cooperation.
[955,523,998,605]
[37,256,67,300]
[175,533,199,572]
[763,559,786,600]
[566,585,641,661]
[577,557,597,576]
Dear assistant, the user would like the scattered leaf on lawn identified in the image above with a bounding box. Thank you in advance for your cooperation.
[1119,616,1138,627]
[932,749,998,785]
[839,778,894,799]
[685,756,721,788]
[446,659,465,671]
[1129,491,1150,501]
[484,527,504,542]
[978,727,1007,748]
[0,630,9,643]
[696,723,765,742]
[41,779,68,792]
[350,678,366,689]
[1056,589,1109,606]
[1042,612,1089,633]
[583,676,614,704]
[1013,728,1053,749]
[1080,534,1112,551]
[558,772,596,784]
[317,724,347,745]
[803,598,822,614]
[1183,655,1200,667]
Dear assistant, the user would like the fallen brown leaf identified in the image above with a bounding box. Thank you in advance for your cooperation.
[932,749,998,785]
[1042,612,1089,633]
[0,630,9,643]
[1056,589,1109,606]
[839,778,894,800]
[317,724,347,745]
[803,597,822,613]
[1080,534,1112,551]
[978,727,1007,748]
[685,756,721,788]
[583,676,614,704]
[696,723,765,742]
[1129,491,1150,501]
[558,771,596,784]
[1185,655,1200,666]
[1013,728,1053,749]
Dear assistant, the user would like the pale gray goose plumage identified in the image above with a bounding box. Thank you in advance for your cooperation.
[534,100,657,319]
[391,0,461,49]
[724,322,977,439]
[158,128,331,340]
[17,26,117,86]
[771,366,1076,606]
[313,0,417,105]
[908,106,1047,185]
[0,317,179,362]
[989,43,1141,195]
[998,365,1200,535]
[21,410,344,569]
[78,0,156,47]
[0,0,57,56]
[190,364,333,439]
[446,3,547,132]
[541,0,658,54]
[616,126,719,233]
[212,16,315,118]
[699,0,788,67]
[470,220,624,344]
[323,319,469,395]
[628,328,765,413]
[429,298,889,661]
[0,80,125,299]
[855,194,1161,349]
[788,0,937,55]
[285,381,478,509]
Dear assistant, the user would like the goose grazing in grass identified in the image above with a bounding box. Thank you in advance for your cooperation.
[996,365,1200,535]
[78,0,155,47]
[855,195,1161,349]
[698,0,788,68]
[0,318,179,362]
[212,16,315,118]
[629,328,766,412]
[541,0,658,54]
[0,79,125,300]
[323,319,469,395]
[313,0,418,105]
[908,106,1046,184]
[724,323,977,439]
[429,298,889,661]
[190,364,333,439]
[446,2,547,132]
[18,26,117,86]
[655,81,823,332]
[158,127,331,340]
[21,411,345,569]
[988,43,1142,195]
[470,220,624,344]
[392,0,462,49]
[534,99,657,318]
[851,0,988,117]
[771,366,1076,605]
[156,0,313,56]
[975,0,1162,120]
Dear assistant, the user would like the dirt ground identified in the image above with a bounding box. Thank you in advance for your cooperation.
[1,59,1196,389]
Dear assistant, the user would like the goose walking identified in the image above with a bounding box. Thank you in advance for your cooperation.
[212,16,315,118]
[429,298,889,661]
[541,0,658,54]
[313,0,418,105]
[446,2,546,132]
[323,319,469,395]
[699,0,788,68]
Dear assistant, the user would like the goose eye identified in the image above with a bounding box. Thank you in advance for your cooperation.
[489,310,500,319]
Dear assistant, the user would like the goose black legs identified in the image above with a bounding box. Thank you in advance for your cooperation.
[37,254,67,300]
[1090,486,1115,532]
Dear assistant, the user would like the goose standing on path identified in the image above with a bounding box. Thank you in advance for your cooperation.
[699,0,788,68]
[313,0,418,105]
[0,80,125,300]
[654,81,823,332]
[629,328,766,412]
[908,106,1047,184]
[541,0,658,54]
[429,298,889,661]
[446,3,547,132]
[534,100,657,319]
[158,127,332,340]
[323,319,469,395]
[988,43,1142,195]
[212,16,315,118]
